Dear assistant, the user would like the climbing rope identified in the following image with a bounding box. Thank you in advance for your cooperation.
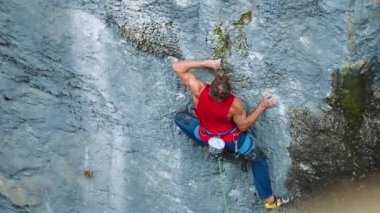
[218,157,229,213]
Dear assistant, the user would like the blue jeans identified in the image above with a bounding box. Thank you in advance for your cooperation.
[174,111,273,199]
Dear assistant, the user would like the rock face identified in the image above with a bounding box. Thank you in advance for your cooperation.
[106,2,183,59]
[286,60,380,201]
[0,0,379,212]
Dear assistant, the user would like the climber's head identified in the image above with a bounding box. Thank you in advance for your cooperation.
[210,74,231,101]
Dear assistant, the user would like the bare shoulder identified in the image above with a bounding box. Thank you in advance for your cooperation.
[228,97,245,117]
[188,77,206,98]
[232,97,244,109]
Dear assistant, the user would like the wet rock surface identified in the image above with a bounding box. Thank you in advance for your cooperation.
[287,60,380,201]
[0,0,379,212]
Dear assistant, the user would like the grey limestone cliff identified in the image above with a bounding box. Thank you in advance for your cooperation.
[0,0,379,212]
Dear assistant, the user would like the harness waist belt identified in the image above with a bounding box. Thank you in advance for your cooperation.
[202,126,238,137]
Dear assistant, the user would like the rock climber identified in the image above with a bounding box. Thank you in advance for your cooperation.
[172,59,289,209]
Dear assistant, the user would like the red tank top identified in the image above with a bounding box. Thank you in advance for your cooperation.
[195,85,241,142]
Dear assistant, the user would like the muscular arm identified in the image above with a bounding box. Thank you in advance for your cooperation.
[231,96,277,131]
[172,59,221,98]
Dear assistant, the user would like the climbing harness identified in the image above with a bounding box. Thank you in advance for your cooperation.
[235,134,258,172]
[202,126,238,137]
[205,126,236,157]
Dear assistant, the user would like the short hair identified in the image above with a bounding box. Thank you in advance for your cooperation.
[210,74,232,101]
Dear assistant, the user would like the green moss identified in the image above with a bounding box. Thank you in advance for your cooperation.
[332,63,367,128]
[212,26,231,59]
[211,11,252,59]
[233,11,253,26]
[341,69,366,125]
[328,62,370,172]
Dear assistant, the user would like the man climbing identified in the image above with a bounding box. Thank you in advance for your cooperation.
[172,59,288,209]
